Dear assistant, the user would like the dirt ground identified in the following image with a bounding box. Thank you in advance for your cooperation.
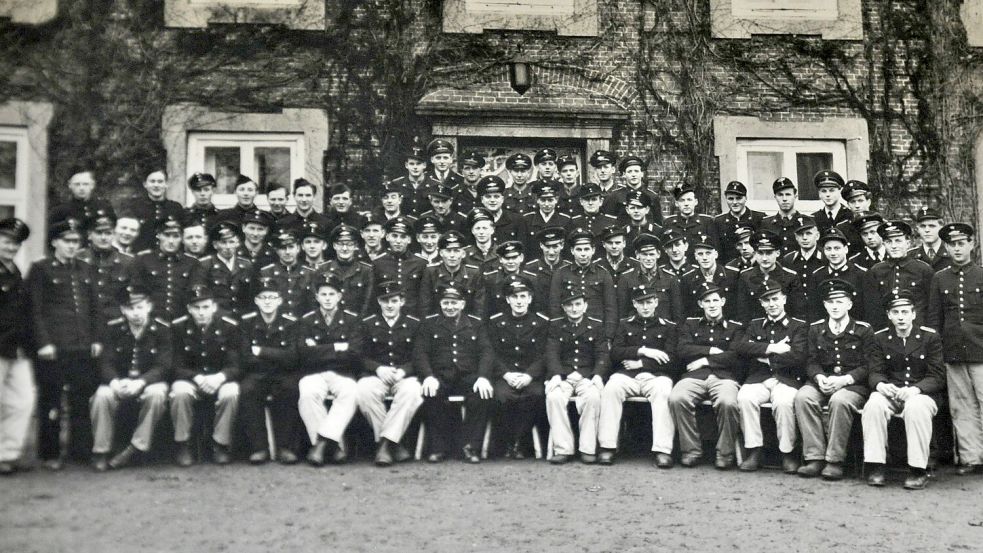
[2,458,982,553]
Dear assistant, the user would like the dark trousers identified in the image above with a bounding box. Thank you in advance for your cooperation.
[35,353,98,461]
[494,379,544,448]
[239,372,304,454]
[422,377,493,456]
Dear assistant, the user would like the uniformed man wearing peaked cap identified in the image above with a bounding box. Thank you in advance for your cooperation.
[184,172,219,229]
[867,220,935,330]
[523,180,573,248]
[616,232,683,323]
[169,284,241,467]
[524,226,568,312]
[548,228,618,341]
[455,151,485,213]
[237,210,277,268]
[257,228,315,319]
[714,180,765,264]
[322,224,375,317]
[848,212,887,269]
[604,155,662,225]
[127,213,203,322]
[590,150,621,208]
[355,281,424,466]
[0,218,30,474]
[724,221,757,273]
[663,182,718,262]
[680,234,739,318]
[733,229,804,322]
[812,170,852,232]
[794,279,873,480]
[909,206,951,272]
[863,290,946,490]
[197,221,253,318]
[807,227,874,322]
[78,208,134,326]
[372,216,428,317]
[89,285,171,471]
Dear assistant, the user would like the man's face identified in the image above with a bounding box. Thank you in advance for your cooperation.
[386,231,411,253]
[795,227,819,251]
[506,291,532,316]
[848,194,871,213]
[235,182,257,207]
[736,237,754,260]
[596,163,615,182]
[461,164,482,184]
[637,249,659,270]
[626,204,649,222]
[417,232,439,253]
[254,291,282,316]
[508,169,531,187]
[500,253,524,274]
[540,241,562,262]
[694,247,718,269]
[760,292,787,319]
[946,237,974,265]
[774,188,797,212]
[276,243,300,265]
[0,235,21,263]
[315,286,342,312]
[361,225,384,249]
[121,299,152,327]
[439,246,464,267]
[182,226,208,255]
[381,192,402,213]
[294,186,315,212]
[623,166,643,186]
[431,153,453,172]
[818,186,841,208]
[559,166,578,185]
[537,161,557,179]
[52,234,81,259]
[561,297,588,320]
[192,185,214,207]
[429,196,452,215]
[188,299,217,326]
[861,227,883,249]
[332,239,358,261]
[580,195,602,214]
[824,296,853,320]
[243,223,269,245]
[536,195,557,214]
[571,243,594,265]
[602,236,625,259]
[68,171,95,201]
[884,235,910,259]
[267,189,288,212]
[144,171,168,200]
[699,293,725,319]
[157,231,181,254]
[668,240,688,263]
[888,305,915,332]
[481,192,504,213]
[725,193,746,214]
[330,192,352,213]
[754,248,779,270]
[471,220,494,243]
[823,241,848,266]
[405,159,426,178]
[302,237,326,261]
[88,228,114,251]
[633,296,658,319]
[917,219,942,245]
[439,298,465,318]
[378,295,405,319]
[114,218,140,246]
[675,192,697,217]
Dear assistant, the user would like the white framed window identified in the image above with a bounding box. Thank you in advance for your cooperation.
[0,126,31,266]
[732,0,838,19]
[186,132,305,210]
[444,0,597,36]
[735,138,846,215]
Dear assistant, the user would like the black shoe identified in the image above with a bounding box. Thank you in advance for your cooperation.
[821,462,844,481]
[598,450,615,465]
[0,461,13,475]
[797,460,824,478]
[781,453,800,474]
[43,459,63,471]
[653,453,674,469]
[306,439,328,467]
[175,443,193,467]
[714,455,735,471]
[957,463,982,476]
[509,443,526,460]
[581,453,598,465]
[248,450,270,465]
[867,464,886,487]
[427,452,446,463]
[549,454,571,465]
[109,445,142,470]
[277,449,298,465]
[680,453,702,468]
[739,448,761,472]
[92,454,109,472]
[462,445,481,464]
[330,440,348,464]
[393,444,413,463]
[375,441,394,467]
[904,468,929,490]
[212,442,232,465]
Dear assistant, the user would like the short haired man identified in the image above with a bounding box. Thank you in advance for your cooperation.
[909,207,951,272]
[680,235,739,318]
[866,220,935,330]
[112,214,141,255]
[604,156,662,225]
[324,183,367,231]
[371,217,428,317]
[124,168,185,253]
[128,214,203,322]
[782,219,824,316]
[184,172,218,229]
[663,183,718,261]
[548,228,617,341]
[198,221,254,318]
[760,177,815,255]
[77,209,134,326]
[811,171,852,232]
[257,228,315,318]
[847,212,887,270]
[0,219,32,474]
[278,178,331,231]
[48,167,115,228]
[713,181,764,264]
[806,228,872,322]
[181,221,209,259]
[616,233,683,322]
[734,230,804,322]
[266,183,291,225]
[214,174,261,227]
[322,225,375,316]
[419,230,485,317]
[237,210,277,268]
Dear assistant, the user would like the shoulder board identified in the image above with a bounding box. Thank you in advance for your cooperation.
[662,319,677,326]
[406,315,420,322]
[358,261,373,268]
[664,215,678,222]
[241,312,257,320]
[728,320,744,327]
[686,317,701,321]
[282,314,297,321]
[587,316,602,323]
[740,267,755,274]
[919,326,937,334]
[489,313,503,320]
[751,317,765,322]
[464,263,479,270]
[221,316,239,326]
[153,317,170,328]
[426,313,439,319]
[536,312,550,321]
[467,314,481,321]
[681,268,696,277]
[119,251,134,259]
[172,315,188,324]
[790,317,807,324]
[811,319,825,326]
[302,311,317,319]
[602,214,618,220]
[137,250,152,256]
[621,267,636,275]
[343,309,358,317]
[622,315,636,322]
[855,321,870,327]
[852,264,868,272]
[184,254,199,260]
[521,270,537,277]
[107,317,125,326]
[848,253,860,260]
[362,314,378,322]
[780,267,798,275]
[483,270,497,276]
[550,317,564,322]
[907,246,919,253]
[811,266,825,275]
[261,263,276,270]
[874,327,890,335]
[199,255,213,262]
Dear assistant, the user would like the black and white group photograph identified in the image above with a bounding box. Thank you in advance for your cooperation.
[2,1,983,552]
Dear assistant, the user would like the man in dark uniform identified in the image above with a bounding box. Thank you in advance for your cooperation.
[0,218,31,475]
[927,223,983,475]
[724,222,756,273]
[322,224,375,317]
[123,168,185,253]
[371,217,428,317]
[297,273,363,465]
[197,221,253,319]
[607,156,662,225]
[355,281,423,466]
[569,184,619,240]
[807,227,873,322]
[128,214,203,324]
[734,230,804,322]
[213,174,261,227]
[454,151,484,214]
[299,220,331,272]
[419,230,485,317]
[680,235,739,317]
[266,184,292,227]
[864,290,946,490]
[531,148,560,185]
[463,208,499,270]
[662,229,696,277]
[169,285,241,466]
[416,285,493,463]
[595,225,635,309]
[390,142,440,218]
[867,221,935,330]
[794,279,872,480]
[412,215,442,265]
[590,150,623,214]
[419,184,467,235]
[238,277,302,465]
[237,210,277,268]
[847,212,887,270]
[181,219,209,260]
[620,191,663,258]
[524,227,567,312]
[811,171,852,232]
[78,209,133,326]
[360,218,387,261]
[669,283,745,469]
[837,180,874,256]
[505,152,539,215]
[734,280,809,473]
[48,167,115,228]
[760,177,815,255]
[478,175,528,246]
[257,228,315,318]
[324,184,367,233]
[371,182,412,226]
[89,285,171,471]
[598,284,679,468]
[616,233,683,322]
[277,179,331,232]
[783,219,824,318]
[663,182,718,260]
[549,228,617,340]
[482,240,537,318]
[713,181,764,264]
[480,275,550,459]
[426,139,465,190]
[523,181,573,250]
[909,207,951,272]
[184,172,219,229]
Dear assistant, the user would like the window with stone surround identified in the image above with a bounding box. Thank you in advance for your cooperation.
[962,1,983,47]
[0,0,57,24]
[457,138,586,186]
[732,0,838,20]
[164,0,325,30]
[443,0,598,36]
[710,0,861,40]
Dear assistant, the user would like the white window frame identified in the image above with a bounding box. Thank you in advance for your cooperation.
[186,132,305,210]
[465,1,573,16]
[0,126,31,266]
[735,138,846,215]
[732,0,838,19]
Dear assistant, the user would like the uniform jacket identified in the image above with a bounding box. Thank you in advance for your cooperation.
[616,266,683,323]
[504,186,537,215]
[605,186,663,225]
[27,257,99,351]
[868,325,946,404]
[848,247,887,271]
[321,257,375,317]
[257,261,315,318]
[419,262,485,318]
[733,314,809,388]
[677,317,745,382]
[390,175,441,218]
[523,210,573,250]
[171,312,241,381]
[276,210,332,233]
[122,195,184,253]
[491,209,529,246]
[184,204,218,229]
[760,212,815,255]
[805,318,873,397]
[100,317,172,384]
[129,250,203,322]
[371,250,427,317]
[811,205,853,232]
[548,260,618,340]
[545,316,610,378]
[482,267,537,319]
[835,218,865,257]
[609,315,679,379]
[414,313,486,382]
[663,213,718,260]
[0,260,28,358]
[782,249,825,316]
[238,311,298,376]
[713,208,765,262]
[524,258,564,313]
[48,197,115,226]
[237,242,278,269]
[480,311,550,379]
[76,247,133,326]
[358,313,420,377]
[594,256,636,307]
[463,243,499,273]
[198,254,253,318]
[621,221,665,258]
[806,263,873,322]
[908,244,952,273]
[867,257,935,329]
[679,264,739,318]
[214,203,261,227]
[734,263,804,322]
[928,263,983,363]
[569,211,619,243]
[295,308,362,376]
[418,209,467,236]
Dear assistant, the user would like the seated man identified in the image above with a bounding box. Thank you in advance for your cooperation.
[863,290,945,490]
[89,286,171,471]
[545,290,609,464]
[169,285,241,467]
[734,280,808,473]
[794,279,872,480]
[356,282,423,466]
[297,273,363,466]
[598,284,679,468]
[416,285,493,464]
[669,282,745,470]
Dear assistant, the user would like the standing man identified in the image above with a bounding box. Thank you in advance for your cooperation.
[506,151,544,215]
[909,207,951,272]
[257,228,315,319]
[867,221,935,330]
[782,220,824,317]
[237,211,277,268]
[278,179,330,231]
[426,139,464,190]
[112,214,141,255]
[590,150,622,213]
[420,185,467,235]
[184,172,219,229]
[569,184,619,239]
[124,168,185,253]
[523,181,573,249]
[0,219,32,474]
[713,181,764,264]
[128,215,203,322]
[607,156,661,225]
[724,222,757,273]
[524,227,567,311]
[390,141,439,218]
[48,167,115,227]
[213,174,260,226]
[734,230,804,322]
[198,221,253,319]
[77,209,133,326]
[811,171,851,232]
[181,221,209,260]
[454,151,484,214]
[760,177,815,255]
[837,181,874,256]
[807,228,872,322]
[848,213,887,270]
[371,217,428,317]
[266,184,292,226]
[663,183,718,259]
[928,223,983,475]
[479,175,528,246]
[419,230,485,317]
[324,184,367,231]
[616,233,683,322]
[322,225,375,317]
[620,191,663,257]
[680,235,739,318]
[549,228,617,341]
[503,153,536,210]
[661,230,696,277]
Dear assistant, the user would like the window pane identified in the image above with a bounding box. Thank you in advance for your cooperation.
[255,147,291,195]
[746,151,783,200]
[795,152,831,201]
[0,141,16,190]
[204,147,241,195]
[0,205,13,219]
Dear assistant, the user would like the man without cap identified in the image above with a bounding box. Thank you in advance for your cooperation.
[184,172,218,229]
[807,228,873,322]
[112,214,141,256]
[124,168,185,253]
[48,167,116,228]
[416,285,493,464]
[605,156,662,225]
[928,223,983,475]
[867,221,935,330]
[734,230,804,322]
[297,273,363,465]
[794,279,872,480]
[0,218,32,474]
[356,281,423,466]
[77,209,134,326]
[454,151,485,214]
[322,224,375,317]
[598,284,679,468]
[713,181,764,264]
[371,217,428,317]
[760,177,816,256]
[734,280,809,473]
[89,286,171,471]
[390,141,440,218]
[181,221,209,260]
[669,282,745,469]
[504,152,538,215]
[909,207,951,272]
[847,213,886,270]
[266,184,291,226]
[482,241,538,318]
[324,184,367,232]
[836,181,874,256]
[371,183,410,226]
[237,210,277,268]
[616,233,683,323]
[419,230,485,317]
[29,220,101,468]
[198,221,253,318]
[782,219,824,317]
[214,174,261,227]
[257,228,316,318]
[238,277,303,465]
[278,179,331,231]
[864,290,945,490]
[569,184,619,240]
[549,228,617,341]
[680,235,739,318]
[523,181,573,248]
[169,285,241,466]
[663,183,718,261]
[811,171,852,232]
[420,184,467,235]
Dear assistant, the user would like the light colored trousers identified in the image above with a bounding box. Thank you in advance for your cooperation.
[947,362,983,465]
[738,378,798,453]
[90,382,168,454]
[356,376,423,443]
[546,377,600,455]
[298,371,358,445]
[862,391,937,469]
[0,355,35,462]
[170,380,239,446]
[598,373,674,454]
[669,376,740,458]
[795,385,865,463]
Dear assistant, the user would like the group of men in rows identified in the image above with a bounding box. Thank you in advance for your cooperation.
[0,139,980,493]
